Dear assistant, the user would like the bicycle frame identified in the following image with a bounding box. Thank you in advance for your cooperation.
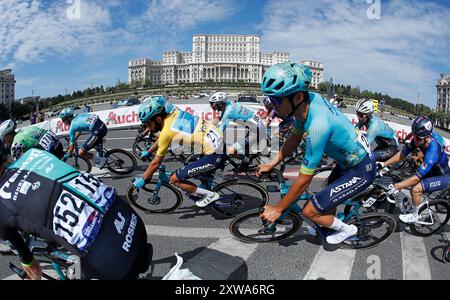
[266,171,362,240]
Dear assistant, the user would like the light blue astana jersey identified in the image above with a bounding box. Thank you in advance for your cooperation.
[219,100,256,132]
[69,114,100,143]
[292,92,371,175]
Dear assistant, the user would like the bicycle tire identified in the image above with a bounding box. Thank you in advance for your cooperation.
[126,181,183,213]
[212,180,269,217]
[338,212,397,250]
[183,154,201,165]
[132,138,151,161]
[444,246,450,264]
[62,156,92,173]
[229,208,302,243]
[105,149,137,175]
[410,200,450,237]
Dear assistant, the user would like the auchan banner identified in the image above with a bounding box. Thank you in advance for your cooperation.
[29,104,450,154]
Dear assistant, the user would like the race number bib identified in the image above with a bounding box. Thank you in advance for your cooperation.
[86,114,99,126]
[66,173,116,210]
[53,190,104,250]
[39,131,60,151]
[204,127,223,150]
[356,130,371,154]
[54,174,116,250]
[249,112,262,126]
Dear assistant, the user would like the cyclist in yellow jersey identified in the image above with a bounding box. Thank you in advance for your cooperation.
[132,96,227,207]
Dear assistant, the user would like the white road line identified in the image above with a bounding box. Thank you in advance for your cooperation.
[145,225,230,239]
[303,248,356,280]
[400,232,431,280]
[184,237,258,280]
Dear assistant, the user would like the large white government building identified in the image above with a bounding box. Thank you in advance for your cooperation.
[128,34,324,87]
[0,69,15,108]
[437,74,450,113]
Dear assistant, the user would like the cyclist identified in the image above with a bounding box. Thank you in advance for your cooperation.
[10,125,64,161]
[379,116,450,224]
[0,119,17,151]
[132,96,226,208]
[0,144,151,280]
[209,91,267,155]
[355,98,398,162]
[59,108,107,167]
[257,62,376,244]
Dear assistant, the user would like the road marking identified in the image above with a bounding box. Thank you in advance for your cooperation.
[145,225,230,239]
[303,247,356,280]
[400,232,431,280]
[184,237,258,280]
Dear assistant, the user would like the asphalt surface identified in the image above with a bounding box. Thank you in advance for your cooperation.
[2,97,449,280]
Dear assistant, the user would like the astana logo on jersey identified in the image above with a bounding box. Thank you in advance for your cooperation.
[330,177,362,197]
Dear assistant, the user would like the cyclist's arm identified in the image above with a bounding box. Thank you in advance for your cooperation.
[394,175,421,190]
[383,150,406,167]
[142,154,164,181]
[269,131,303,167]
[147,136,159,154]
[274,173,314,211]
[4,228,42,279]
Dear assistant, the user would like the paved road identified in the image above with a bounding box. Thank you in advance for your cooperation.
[1,126,449,280]
[5,97,450,280]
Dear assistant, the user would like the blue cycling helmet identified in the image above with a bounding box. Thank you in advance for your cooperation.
[138,96,173,123]
[261,62,312,97]
[411,116,433,138]
[59,108,74,120]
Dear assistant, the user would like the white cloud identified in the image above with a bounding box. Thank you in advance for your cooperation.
[0,0,115,64]
[260,0,450,106]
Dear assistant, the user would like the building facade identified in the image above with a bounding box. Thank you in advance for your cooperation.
[300,60,324,88]
[0,69,15,108]
[437,74,450,113]
[128,34,291,85]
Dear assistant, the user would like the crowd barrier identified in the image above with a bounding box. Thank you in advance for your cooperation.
[28,103,450,155]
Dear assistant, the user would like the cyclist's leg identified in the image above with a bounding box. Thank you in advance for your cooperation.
[79,121,107,160]
[303,154,376,242]
[170,154,227,194]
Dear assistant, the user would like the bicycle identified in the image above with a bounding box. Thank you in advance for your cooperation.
[444,246,450,264]
[7,235,153,280]
[62,144,92,173]
[64,138,137,175]
[183,152,278,182]
[132,133,188,163]
[353,167,450,237]
[229,169,397,249]
[126,164,269,218]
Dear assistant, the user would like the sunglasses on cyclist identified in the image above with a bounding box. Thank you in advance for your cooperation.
[357,112,368,118]
[269,94,296,107]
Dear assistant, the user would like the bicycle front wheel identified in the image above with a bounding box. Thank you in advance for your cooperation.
[132,138,150,161]
[410,200,450,237]
[105,149,137,175]
[229,209,302,243]
[127,181,183,213]
[338,212,397,250]
[63,156,92,173]
[212,180,269,217]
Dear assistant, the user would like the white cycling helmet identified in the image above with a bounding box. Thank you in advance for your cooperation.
[356,99,374,115]
[0,120,16,141]
[209,91,228,104]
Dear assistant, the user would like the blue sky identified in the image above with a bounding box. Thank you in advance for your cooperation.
[1,0,450,108]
